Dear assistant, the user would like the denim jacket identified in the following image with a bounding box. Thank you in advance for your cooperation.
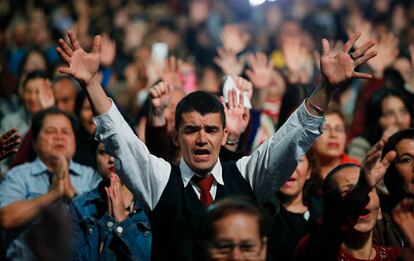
[69,182,151,261]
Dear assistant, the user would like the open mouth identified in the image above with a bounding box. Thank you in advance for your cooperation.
[358,208,371,219]
[194,149,210,155]
[193,149,211,161]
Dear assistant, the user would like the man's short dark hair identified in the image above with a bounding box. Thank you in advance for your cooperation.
[175,91,226,129]
[32,107,78,141]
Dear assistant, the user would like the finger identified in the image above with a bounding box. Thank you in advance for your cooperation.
[220,96,228,112]
[170,56,177,72]
[58,67,73,76]
[343,32,361,53]
[322,39,330,57]
[57,39,73,57]
[353,50,377,67]
[352,71,373,79]
[351,40,375,59]
[91,35,101,54]
[213,57,223,67]
[245,69,254,81]
[56,47,71,63]
[239,91,244,108]
[228,89,235,109]
[68,31,81,50]
[257,52,266,66]
[1,128,18,140]
[380,150,397,170]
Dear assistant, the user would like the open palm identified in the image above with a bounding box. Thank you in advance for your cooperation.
[320,33,376,87]
[57,31,101,86]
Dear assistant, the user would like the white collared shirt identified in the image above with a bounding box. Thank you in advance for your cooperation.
[94,100,323,211]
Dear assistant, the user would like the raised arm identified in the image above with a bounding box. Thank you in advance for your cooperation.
[56,32,171,211]
[237,33,377,204]
[56,31,111,115]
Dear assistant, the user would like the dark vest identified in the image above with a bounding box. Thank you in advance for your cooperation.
[149,161,255,261]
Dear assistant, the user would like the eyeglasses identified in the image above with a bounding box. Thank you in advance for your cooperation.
[321,125,345,134]
[210,240,262,259]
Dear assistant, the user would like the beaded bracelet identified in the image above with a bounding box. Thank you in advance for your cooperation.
[306,98,326,114]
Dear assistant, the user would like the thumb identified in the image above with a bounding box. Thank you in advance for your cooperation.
[92,35,101,54]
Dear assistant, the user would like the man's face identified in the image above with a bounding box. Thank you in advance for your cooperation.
[173,111,227,175]
[331,167,380,234]
[33,114,76,164]
[209,213,267,261]
[54,79,77,113]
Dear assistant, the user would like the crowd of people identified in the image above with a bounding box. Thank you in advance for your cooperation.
[0,0,414,260]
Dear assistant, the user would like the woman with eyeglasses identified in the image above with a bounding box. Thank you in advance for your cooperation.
[311,103,360,181]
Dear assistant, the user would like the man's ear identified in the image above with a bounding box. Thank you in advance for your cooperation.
[172,128,180,147]
[221,128,228,146]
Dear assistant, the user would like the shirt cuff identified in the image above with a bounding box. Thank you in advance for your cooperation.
[296,100,324,135]
[93,99,123,142]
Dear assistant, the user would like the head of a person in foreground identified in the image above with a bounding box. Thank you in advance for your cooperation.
[195,196,267,261]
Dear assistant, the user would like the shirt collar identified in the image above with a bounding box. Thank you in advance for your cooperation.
[30,158,82,176]
[180,158,224,187]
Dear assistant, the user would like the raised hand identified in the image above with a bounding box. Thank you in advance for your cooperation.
[221,87,250,142]
[99,34,116,67]
[320,33,376,87]
[159,56,182,87]
[0,128,21,161]
[359,137,396,190]
[105,174,128,222]
[220,24,249,55]
[246,52,274,89]
[213,47,245,76]
[57,31,101,86]
[366,32,399,78]
[38,79,55,109]
[281,36,313,84]
[149,82,173,114]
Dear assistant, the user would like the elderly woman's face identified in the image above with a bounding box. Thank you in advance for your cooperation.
[394,138,414,196]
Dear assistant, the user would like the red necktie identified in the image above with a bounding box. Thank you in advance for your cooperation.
[193,175,215,207]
